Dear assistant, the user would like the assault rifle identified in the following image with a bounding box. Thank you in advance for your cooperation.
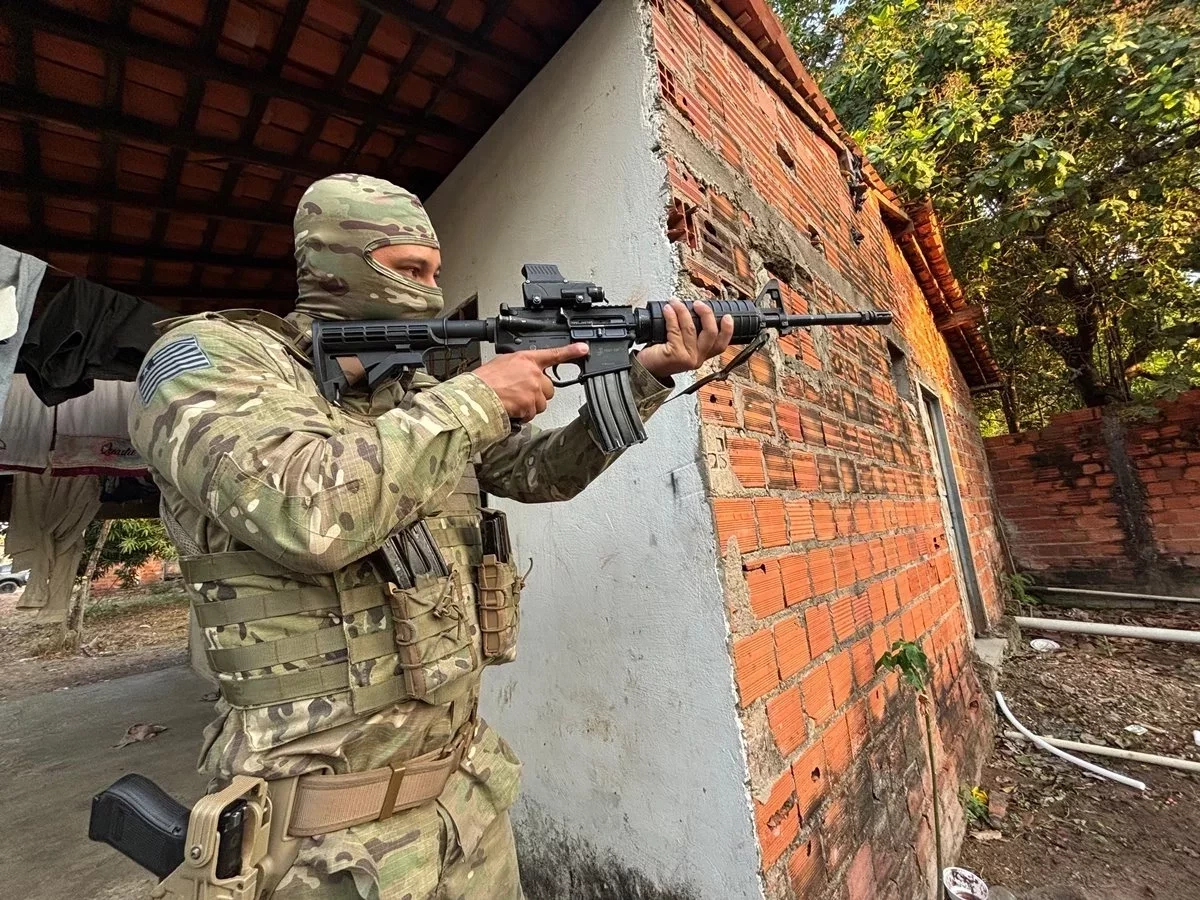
[312,264,893,453]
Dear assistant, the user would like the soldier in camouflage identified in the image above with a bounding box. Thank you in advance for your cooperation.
[128,173,733,899]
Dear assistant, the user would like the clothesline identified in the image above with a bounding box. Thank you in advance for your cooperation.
[0,244,160,478]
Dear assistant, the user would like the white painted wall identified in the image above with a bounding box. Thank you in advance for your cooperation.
[427,2,762,897]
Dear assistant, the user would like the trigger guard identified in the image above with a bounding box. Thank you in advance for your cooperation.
[547,365,581,389]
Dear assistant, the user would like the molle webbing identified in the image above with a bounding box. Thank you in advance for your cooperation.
[205,625,347,671]
[180,550,296,582]
[191,586,334,628]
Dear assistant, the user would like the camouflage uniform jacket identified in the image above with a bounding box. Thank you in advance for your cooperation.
[127,306,671,892]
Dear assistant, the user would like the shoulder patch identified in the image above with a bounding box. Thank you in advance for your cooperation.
[138,335,212,404]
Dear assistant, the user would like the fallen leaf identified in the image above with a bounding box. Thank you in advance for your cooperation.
[115,723,168,748]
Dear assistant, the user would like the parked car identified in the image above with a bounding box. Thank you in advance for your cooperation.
[0,563,30,593]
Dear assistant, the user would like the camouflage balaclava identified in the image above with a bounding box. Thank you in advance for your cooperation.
[292,173,443,321]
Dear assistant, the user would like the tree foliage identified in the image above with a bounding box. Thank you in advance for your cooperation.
[78,518,176,588]
[775,0,1200,432]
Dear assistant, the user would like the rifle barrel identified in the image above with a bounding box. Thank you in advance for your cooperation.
[782,311,893,327]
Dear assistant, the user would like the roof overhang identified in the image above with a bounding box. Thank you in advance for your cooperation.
[0,0,599,315]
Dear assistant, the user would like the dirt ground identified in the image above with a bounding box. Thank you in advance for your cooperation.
[961,606,1200,900]
[0,582,191,701]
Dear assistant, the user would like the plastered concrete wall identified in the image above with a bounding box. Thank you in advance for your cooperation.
[426,2,763,898]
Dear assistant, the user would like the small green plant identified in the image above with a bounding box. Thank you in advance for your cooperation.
[1007,572,1038,613]
[876,638,943,876]
[963,786,989,826]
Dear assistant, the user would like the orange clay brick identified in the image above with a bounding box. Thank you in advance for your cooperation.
[764,444,796,488]
[801,663,835,725]
[743,389,775,434]
[833,544,856,590]
[827,651,853,708]
[850,639,876,689]
[799,408,824,445]
[822,716,853,783]
[755,771,799,870]
[811,500,836,540]
[852,503,872,534]
[792,451,820,490]
[868,582,889,623]
[767,687,807,756]
[713,497,757,554]
[809,547,835,595]
[851,591,873,629]
[745,559,785,619]
[792,740,828,815]
[830,594,856,642]
[699,380,739,426]
[779,554,811,606]
[804,604,834,657]
[727,437,766,488]
[747,351,774,386]
[787,499,815,542]
[733,629,778,706]
[834,504,854,537]
[788,839,827,897]
[755,497,788,548]
[774,614,810,680]
[847,699,871,755]
[852,542,872,580]
[778,402,803,442]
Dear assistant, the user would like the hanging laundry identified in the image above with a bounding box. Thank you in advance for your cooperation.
[0,245,48,430]
[9,472,101,624]
[0,375,146,475]
[18,277,169,406]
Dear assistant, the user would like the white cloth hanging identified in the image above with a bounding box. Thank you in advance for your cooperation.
[0,375,145,475]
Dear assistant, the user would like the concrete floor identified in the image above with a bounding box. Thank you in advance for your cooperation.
[0,666,214,899]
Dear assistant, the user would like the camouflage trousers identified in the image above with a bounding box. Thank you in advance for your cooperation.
[273,806,523,900]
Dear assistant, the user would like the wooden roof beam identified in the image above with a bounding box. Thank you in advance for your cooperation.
[0,173,292,228]
[0,89,336,180]
[0,0,473,142]
[355,0,534,79]
[9,234,293,271]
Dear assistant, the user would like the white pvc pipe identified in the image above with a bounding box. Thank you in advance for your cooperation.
[1003,731,1200,775]
[1030,585,1200,605]
[1015,616,1200,645]
[995,691,1146,791]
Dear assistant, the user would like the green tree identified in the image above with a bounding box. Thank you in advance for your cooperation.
[775,0,1200,432]
[77,518,176,588]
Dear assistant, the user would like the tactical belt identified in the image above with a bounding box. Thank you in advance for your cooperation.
[284,721,473,836]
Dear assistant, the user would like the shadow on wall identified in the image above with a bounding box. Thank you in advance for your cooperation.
[517,801,700,900]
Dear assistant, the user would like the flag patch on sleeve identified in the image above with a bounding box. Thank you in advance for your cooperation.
[138,336,211,404]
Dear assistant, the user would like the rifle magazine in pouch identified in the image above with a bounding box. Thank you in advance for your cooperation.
[478,555,522,664]
[390,572,477,700]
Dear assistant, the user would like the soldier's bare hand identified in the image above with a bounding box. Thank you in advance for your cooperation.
[638,300,734,379]
[476,343,590,422]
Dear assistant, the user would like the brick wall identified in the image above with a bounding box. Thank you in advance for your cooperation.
[985,390,1200,593]
[650,2,1004,898]
[90,557,178,592]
